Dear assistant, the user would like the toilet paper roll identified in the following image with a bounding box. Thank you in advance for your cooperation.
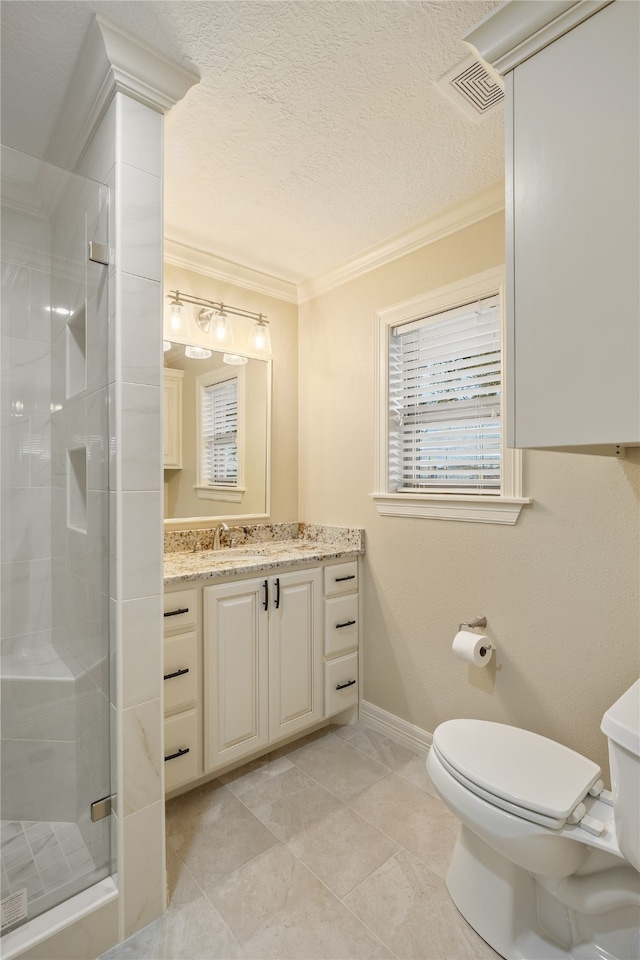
[452,630,493,667]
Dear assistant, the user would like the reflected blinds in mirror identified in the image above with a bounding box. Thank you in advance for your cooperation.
[201,376,238,485]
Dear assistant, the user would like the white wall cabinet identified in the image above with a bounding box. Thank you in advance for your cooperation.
[467,0,639,449]
[204,566,323,773]
[163,368,183,468]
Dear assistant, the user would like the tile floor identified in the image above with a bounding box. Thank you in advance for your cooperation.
[101,724,500,960]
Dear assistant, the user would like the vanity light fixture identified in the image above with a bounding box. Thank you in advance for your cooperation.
[166,290,271,356]
[250,315,271,355]
[163,340,172,352]
[211,309,233,347]
[168,294,186,336]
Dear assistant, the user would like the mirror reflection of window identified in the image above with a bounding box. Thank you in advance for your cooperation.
[196,365,245,500]
[201,376,238,486]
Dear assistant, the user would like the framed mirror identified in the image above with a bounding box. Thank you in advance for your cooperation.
[163,344,271,523]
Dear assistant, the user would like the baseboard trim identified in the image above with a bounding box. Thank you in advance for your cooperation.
[359,700,433,757]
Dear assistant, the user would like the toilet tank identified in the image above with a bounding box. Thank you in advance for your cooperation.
[601,679,640,871]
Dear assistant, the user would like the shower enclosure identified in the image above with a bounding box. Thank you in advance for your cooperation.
[1,146,112,936]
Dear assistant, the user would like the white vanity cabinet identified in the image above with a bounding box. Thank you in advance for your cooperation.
[163,368,183,469]
[467,0,640,448]
[203,566,323,773]
[163,587,201,792]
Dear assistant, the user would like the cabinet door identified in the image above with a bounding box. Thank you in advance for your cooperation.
[269,568,323,741]
[204,578,269,772]
[509,0,639,447]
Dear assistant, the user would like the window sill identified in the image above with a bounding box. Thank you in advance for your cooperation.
[195,485,245,503]
[370,492,532,525]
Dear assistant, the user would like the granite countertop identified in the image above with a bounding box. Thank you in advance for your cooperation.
[164,524,364,586]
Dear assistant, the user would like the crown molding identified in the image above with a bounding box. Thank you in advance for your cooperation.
[164,237,298,303]
[464,0,612,76]
[297,181,505,303]
[46,15,199,171]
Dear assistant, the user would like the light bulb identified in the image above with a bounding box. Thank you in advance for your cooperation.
[169,301,184,333]
[163,340,171,352]
[185,345,212,360]
[250,319,271,355]
[212,311,233,346]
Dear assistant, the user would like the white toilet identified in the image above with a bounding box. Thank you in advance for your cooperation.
[426,679,640,960]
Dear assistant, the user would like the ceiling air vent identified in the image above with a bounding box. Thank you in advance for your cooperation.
[436,55,504,122]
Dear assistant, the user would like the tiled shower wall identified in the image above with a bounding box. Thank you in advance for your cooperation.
[1,158,112,920]
[1,208,56,820]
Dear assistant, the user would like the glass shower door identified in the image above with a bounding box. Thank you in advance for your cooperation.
[1,146,112,934]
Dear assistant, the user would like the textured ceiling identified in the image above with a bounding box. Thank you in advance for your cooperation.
[1,1,503,284]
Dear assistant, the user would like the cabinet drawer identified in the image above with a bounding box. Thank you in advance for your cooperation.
[163,589,197,633]
[324,652,358,718]
[164,710,198,792]
[164,632,197,713]
[324,594,358,657]
[324,561,358,597]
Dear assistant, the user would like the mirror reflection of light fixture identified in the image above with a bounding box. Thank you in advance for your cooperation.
[223,353,249,366]
[185,345,213,360]
[163,340,172,352]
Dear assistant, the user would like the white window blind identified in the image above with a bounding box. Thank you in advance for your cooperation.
[389,295,501,494]
[201,376,238,485]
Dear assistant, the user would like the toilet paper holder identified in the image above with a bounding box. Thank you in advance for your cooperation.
[458,615,487,631]
[457,616,492,657]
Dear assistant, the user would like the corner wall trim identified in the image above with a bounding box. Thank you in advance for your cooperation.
[164,238,298,303]
[359,700,433,757]
[297,182,505,303]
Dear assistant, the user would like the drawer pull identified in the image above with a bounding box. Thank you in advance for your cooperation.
[335,619,356,629]
[164,607,189,618]
[336,679,357,690]
[164,667,190,681]
[164,747,190,762]
[335,574,355,583]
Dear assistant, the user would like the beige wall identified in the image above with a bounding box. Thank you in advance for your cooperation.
[164,264,298,523]
[298,212,640,775]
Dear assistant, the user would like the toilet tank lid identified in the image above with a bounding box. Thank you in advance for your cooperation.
[433,719,601,821]
[601,680,640,757]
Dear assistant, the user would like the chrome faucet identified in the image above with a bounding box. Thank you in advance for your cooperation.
[213,522,229,551]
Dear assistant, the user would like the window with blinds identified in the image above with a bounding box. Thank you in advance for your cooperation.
[388,295,501,494]
[200,376,238,486]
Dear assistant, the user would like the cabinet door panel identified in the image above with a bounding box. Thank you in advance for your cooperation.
[511,0,639,446]
[269,569,322,741]
[204,579,268,772]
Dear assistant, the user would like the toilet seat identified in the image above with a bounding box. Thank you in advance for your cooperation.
[432,720,602,829]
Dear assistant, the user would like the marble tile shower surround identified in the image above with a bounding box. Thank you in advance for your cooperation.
[164,523,365,555]
[99,724,500,960]
[0,819,101,931]
[1,150,112,933]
